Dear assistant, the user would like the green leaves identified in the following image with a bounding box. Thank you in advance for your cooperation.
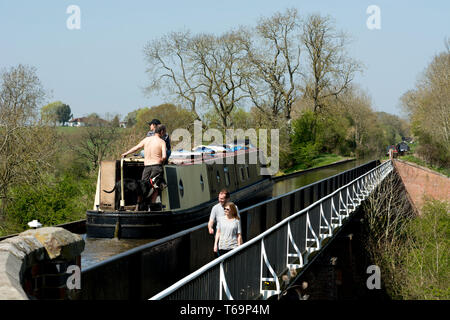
[41,101,72,126]
[6,173,95,229]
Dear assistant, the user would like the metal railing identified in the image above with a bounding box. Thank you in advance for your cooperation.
[150,160,393,300]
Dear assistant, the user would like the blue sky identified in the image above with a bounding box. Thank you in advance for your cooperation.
[1,0,449,119]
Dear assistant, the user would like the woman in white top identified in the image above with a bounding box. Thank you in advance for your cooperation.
[213,202,243,256]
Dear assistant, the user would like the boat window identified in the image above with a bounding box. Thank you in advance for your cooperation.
[200,174,204,191]
[179,179,184,197]
[240,167,245,181]
[224,167,230,186]
[216,171,220,183]
[246,165,250,179]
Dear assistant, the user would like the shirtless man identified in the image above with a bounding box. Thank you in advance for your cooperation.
[121,125,167,203]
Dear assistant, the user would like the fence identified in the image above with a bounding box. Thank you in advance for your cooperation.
[150,160,393,300]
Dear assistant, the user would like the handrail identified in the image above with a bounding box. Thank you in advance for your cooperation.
[150,160,393,300]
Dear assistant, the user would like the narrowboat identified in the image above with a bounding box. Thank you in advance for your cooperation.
[86,146,273,238]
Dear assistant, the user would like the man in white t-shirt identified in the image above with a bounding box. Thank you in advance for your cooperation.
[208,189,239,234]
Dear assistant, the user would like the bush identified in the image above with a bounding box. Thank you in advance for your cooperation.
[5,173,95,230]
[292,141,320,167]
[365,192,450,300]
[399,200,450,299]
[291,111,320,167]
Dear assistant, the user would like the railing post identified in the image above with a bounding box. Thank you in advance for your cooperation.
[219,261,233,300]
[286,222,303,270]
[260,238,280,299]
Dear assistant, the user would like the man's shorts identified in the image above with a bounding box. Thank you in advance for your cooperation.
[142,164,164,181]
[142,164,167,191]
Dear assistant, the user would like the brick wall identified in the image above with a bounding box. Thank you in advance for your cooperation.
[394,160,450,213]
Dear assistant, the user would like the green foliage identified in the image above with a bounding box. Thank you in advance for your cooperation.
[291,111,318,167]
[124,110,138,127]
[400,200,450,299]
[5,173,96,230]
[315,114,350,154]
[41,101,60,125]
[111,115,120,127]
[413,130,449,168]
[376,112,409,145]
[230,108,254,130]
[293,142,320,167]
[402,154,450,177]
[291,111,316,144]
[401,48,449,168]
[135,103,198,134]
[56,103,72,125]
[290,111,349,168]
[365,192,450,300]
[284,153,345,173]
[41,101,72,125]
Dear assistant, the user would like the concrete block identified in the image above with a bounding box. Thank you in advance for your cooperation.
[0,251,22,282]
[0,283,28,300]
[0,227,85,300]
[0,252,27,300]
[0,242,26,260]
[20,227,85,260]
[1,236,46,268]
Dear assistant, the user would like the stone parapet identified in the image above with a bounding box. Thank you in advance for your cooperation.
[0,227,84,300]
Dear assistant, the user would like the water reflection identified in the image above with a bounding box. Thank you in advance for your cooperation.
[81,234,155,269]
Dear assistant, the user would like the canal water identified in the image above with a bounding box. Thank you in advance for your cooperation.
[271,158,374,197]
[81,235,155,268]
[81,158,374,269]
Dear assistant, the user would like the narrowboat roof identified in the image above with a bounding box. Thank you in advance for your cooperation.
[128,145,258,166]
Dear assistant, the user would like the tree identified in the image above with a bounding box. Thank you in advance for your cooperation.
[242,8,302,125]
[72,123,119,171]
[143,31,201,121]
[191,31,249,129]
[0,64,57,216]
[41,101,72,126]
[84,113,106,127]
[291,110,320,166]
[362,172,415,298]
[111,115,120,128]
[135,103,197,134]
[401,44,450,166]
[57,103,72,126]
[41,101,60,126]
[124,110,138,127]
[301,14,361,135]
[144,30,250,130]
[376,112,410,146]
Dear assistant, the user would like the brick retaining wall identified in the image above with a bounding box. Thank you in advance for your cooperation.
[394,160,450,213]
